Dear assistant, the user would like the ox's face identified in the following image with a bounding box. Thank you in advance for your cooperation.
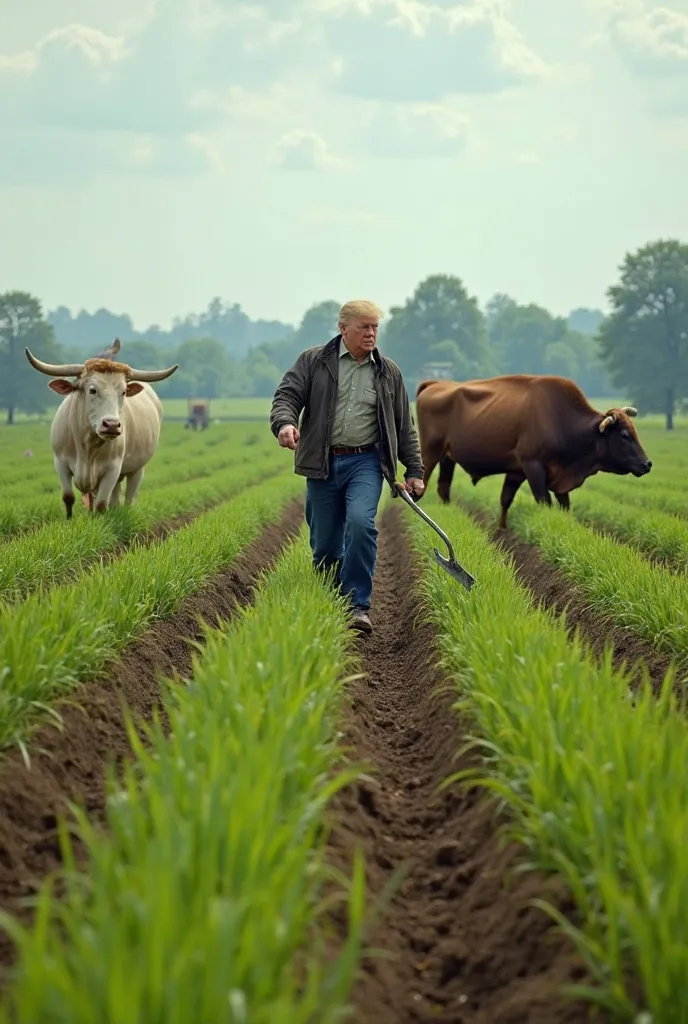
[49,371,145,441]
[597,408,652,478]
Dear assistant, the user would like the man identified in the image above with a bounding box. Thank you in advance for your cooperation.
[269,299,425,634]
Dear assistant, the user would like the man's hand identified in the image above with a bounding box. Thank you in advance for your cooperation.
[277,424,300,450]
[404,477,425,497]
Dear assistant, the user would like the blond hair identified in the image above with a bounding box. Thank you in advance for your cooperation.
[338,299,384,327]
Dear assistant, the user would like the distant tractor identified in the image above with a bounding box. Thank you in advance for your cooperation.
[185,399,210,430]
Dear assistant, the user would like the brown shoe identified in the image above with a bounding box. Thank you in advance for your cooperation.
[351,608,372,634]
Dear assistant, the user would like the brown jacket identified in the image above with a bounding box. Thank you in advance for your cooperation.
[269,335,424,490]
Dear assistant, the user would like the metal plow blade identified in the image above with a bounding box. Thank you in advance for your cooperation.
[394,483,476,592]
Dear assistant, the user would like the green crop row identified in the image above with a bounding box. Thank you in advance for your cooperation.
[2,440,250,498]
[0,433,276,539]
[2,425,268,498]
[0,531,364,1024]
[407,496,688,1021]
[0,453,287,604]
[0,471,305,752]
[567,488,688,569]
[1,421,206,487]
[581,474,688,519]
[1,420,262,467]
[447,471,688,670]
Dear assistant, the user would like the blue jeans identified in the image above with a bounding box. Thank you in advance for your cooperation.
[305,450,384,611]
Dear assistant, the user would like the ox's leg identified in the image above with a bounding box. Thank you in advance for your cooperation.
[498,472,525,530]
[521,459,552,508]
[54,457,75,520]
[437,456,456,504]
[109,479,122,509]
[418,440,444,503]
[93,466,121,514]
[555,492,570,512]
[124,467,145,506]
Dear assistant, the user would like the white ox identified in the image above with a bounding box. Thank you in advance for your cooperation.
[25,343,179,518]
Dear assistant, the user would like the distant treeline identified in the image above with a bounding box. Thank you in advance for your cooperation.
[3,238,688,429]
[45,282,611,403]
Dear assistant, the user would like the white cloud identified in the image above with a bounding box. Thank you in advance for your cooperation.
[0,128,212,186]
[0,0,554,184]
[592,1,688,113]
[274,129,345,169]
[362,100,472,158]
[323,0,552,102]
[610,3,688,66]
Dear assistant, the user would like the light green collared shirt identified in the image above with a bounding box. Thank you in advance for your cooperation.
[329,345,380,447]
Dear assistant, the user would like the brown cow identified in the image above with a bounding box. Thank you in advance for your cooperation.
[415,374,652,529]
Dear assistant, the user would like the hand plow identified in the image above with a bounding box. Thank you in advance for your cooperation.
[394,482,475,592]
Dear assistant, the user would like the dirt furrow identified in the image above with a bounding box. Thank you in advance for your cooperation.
[326,505,597,1023]
[0,465,286,601]
[0,496,305,973]
[463,506,681,698]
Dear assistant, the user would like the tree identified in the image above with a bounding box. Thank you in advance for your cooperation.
[488,298,568,374]
[48,305,136,354]
[256,300,340,374]
[568,307,604,336]
[158,337,234,400]
[382,274,492,386]
[0,291,65,425]
[598,239,688,429]
[485,295,613,397]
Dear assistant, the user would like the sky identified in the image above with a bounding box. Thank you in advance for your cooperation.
[1,0,687,331]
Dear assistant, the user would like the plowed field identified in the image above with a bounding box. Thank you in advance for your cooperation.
[0,418,684,1023]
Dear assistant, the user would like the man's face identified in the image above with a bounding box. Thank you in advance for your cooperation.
[341,317,379,360]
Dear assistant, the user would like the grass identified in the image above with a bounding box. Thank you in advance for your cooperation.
[0,530,366,1024]
[445,469,688,670]
[0,398,274,425]
[0,471,304,752]
[566,488,688,569]
[407,494,688,1021]
[0,454,289,602]
[0,423,276,537]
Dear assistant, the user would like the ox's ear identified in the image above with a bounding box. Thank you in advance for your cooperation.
[125,381,145,397]
[48,379,76,396]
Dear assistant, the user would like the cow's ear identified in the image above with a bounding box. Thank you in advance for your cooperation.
[48,379,75,395]
[125,381,145,397]
[599,413,616,433]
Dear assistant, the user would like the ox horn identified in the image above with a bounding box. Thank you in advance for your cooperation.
[127,363,179,383]
[25,348,84,377]
[599,413,616,433]
[621,405,638,417]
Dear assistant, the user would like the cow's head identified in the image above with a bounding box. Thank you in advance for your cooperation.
[25,344,179,441]
[597,406,652,477]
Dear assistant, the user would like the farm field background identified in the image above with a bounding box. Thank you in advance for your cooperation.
[0,413,686,1022]
[10,393,688,428]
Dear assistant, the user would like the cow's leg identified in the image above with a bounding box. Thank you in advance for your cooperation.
[498,472,525,529]
[54,457,75,520]
[555,492,570,512]
[108,480,122,509]
[417,439,444,503]
[437,456,455,504]
[521,459,552,507]
[93,466,121,513]
[124,467,145,506]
